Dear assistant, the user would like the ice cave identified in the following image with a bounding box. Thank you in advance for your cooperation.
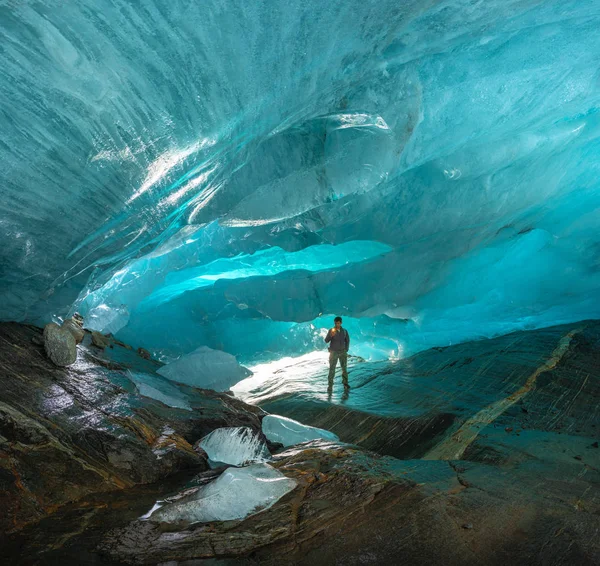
[1,1,599,564]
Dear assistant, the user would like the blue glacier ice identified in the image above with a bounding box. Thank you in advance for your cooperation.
[156,346,252,391]
[84,303,130,335]
[2,0,600,367]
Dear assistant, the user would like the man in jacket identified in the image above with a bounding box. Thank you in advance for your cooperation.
[324,316,350,393]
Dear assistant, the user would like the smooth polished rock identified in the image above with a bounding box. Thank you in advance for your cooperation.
[98,440,600,565]
[255,321,600,465]
[0,323,264,534]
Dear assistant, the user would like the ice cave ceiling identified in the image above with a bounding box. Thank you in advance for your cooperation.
[2,0,600,363]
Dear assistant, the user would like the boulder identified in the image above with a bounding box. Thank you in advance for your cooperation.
[62,318,85,344]
[43,322,77,366]
[91,331,111,350]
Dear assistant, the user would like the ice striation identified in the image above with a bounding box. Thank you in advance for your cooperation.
[148,463,297,524]
[156,346,252,391]
[262,414,339,448]
[198,426,270,467]
[1,1,600,365]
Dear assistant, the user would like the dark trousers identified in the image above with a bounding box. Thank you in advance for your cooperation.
[328,351,348,388]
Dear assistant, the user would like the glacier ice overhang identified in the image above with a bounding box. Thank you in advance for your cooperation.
[2,0,600,362]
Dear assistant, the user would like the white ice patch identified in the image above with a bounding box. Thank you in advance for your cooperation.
[262,414,339,447]
[157,346,252,391]
[199,426,270,467]
[84,303,130,335]
[149,463,296,523]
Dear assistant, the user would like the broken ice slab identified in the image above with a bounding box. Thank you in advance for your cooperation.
[148,463,297,523]
[83,304,130,335]
[128,371,192,411]
[198,426,270,467]
[156,346,252,391]
[262,414,339,447]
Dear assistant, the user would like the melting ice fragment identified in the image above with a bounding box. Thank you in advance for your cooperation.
[83,304,130,335]
[156,346,252,391]
[149,463,296,523]
[262,414,339,447]
[128,371,192,411]
[198,426,270,467]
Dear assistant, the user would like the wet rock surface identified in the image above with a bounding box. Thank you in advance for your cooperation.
[1,321,599,565]
[7,440,597,565]
[0,322,263,535]
[255,321,600,465]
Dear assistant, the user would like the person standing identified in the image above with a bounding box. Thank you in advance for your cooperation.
[324,316,350,393]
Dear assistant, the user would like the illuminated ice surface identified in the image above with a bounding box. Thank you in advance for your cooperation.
[2,1,600,367]
[198,427,270,467]
[84,304,130,336]
[156,346,251,391]
[262,415,339,448]
[149,463,297,524]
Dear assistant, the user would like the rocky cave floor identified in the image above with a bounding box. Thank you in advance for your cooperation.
[0,321,599,565]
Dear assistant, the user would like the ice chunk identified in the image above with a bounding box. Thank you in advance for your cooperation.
[128,371,192,411]
[262,414,339,447]
[149,463,296,523]
[156,346,252,391]
[84,304,130,335]
[198,427,270,467]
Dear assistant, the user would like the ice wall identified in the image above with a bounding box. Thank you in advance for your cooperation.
[2,0,600,362]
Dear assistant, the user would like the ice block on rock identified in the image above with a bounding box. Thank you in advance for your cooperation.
[149,463,296,524]
[198,426,270,467]
[262,414,339,447]
[157,346,252,391]
[128,371,192,411]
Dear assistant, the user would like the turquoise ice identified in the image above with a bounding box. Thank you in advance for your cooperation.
[156,346,252,391]
[1,1,600,364]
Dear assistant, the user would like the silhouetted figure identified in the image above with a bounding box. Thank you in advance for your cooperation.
[324,316,350,393]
